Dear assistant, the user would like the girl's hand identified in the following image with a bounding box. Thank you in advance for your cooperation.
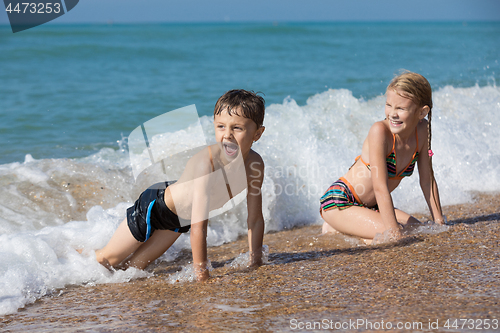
[387,228,403,241]
[372,227,403,245]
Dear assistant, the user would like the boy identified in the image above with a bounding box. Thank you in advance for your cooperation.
[95,89,266,282]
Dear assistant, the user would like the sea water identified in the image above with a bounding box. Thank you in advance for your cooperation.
[0,22,499,315]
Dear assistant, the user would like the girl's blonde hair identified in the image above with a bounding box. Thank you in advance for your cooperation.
[387,71,432,110]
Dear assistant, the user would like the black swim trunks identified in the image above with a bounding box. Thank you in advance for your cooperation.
[127,181,191,242]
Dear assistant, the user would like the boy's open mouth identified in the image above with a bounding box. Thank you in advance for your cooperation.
[223,142,239,157]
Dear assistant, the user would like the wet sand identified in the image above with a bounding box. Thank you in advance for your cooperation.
[2,193,499,332]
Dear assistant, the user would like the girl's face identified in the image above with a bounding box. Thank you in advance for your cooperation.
[385,89,427,136]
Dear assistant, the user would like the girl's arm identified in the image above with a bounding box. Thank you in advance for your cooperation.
[368,123,402,235]
[246,155,265,267]
[417,122,445,224]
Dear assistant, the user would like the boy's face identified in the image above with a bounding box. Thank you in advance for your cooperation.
[214,107,264,161]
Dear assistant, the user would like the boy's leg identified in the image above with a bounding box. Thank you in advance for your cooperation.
[96,218,143,269]
[123,229,181,270]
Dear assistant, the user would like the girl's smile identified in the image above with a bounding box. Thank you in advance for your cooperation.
[385,89,424,138]
[389,119,403,127]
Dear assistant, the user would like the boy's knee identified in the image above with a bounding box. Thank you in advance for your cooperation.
[96,250,113,269]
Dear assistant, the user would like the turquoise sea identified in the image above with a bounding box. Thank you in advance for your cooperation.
[0,22,499,315]
[1,22,499,163]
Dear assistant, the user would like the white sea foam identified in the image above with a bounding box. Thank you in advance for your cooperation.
[167,260,214,284]
[0,203,150,315]
[0,85,499,315]
[256,84,500,231]
[225,244,270,270]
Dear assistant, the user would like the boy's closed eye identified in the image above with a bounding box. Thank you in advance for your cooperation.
[217,124,244,130]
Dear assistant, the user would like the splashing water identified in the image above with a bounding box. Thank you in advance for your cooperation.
[225,245,270,270]
[0,85,499,315]
[167,260,214,284]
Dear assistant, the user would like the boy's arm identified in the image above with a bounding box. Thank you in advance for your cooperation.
[246,155,265,267]
[189,157,212,282]
[417,123,445,224]
[190,219,209,281]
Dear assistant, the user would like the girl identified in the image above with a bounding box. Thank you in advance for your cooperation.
[320,71,445,242]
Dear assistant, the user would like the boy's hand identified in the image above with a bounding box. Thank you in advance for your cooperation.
[249,250,263,268]
[194,262,210,282]
[434,215,447,225]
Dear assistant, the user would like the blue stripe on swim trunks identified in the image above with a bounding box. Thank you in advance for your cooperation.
[145,199,156,241]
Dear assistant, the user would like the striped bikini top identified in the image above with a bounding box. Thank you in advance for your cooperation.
[356,131,419,180]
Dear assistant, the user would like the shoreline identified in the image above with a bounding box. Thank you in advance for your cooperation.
[1,192,499,332]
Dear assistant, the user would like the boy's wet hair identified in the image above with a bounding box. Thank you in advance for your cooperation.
[214,89,265,127]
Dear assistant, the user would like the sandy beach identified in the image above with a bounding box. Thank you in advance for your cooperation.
[1,192,499,332]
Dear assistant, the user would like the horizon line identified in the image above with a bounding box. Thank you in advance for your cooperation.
[1,19,500,27]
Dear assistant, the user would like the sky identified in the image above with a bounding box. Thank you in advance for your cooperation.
[1,0,500,26]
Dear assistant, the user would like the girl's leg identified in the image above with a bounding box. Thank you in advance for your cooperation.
[321,221,339,234]
[395,209,422,234]
[96,218,142,269]
[123,229,181,270]
[394,209,420,225]
[322,207,422,240]
[321,206,392,240]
